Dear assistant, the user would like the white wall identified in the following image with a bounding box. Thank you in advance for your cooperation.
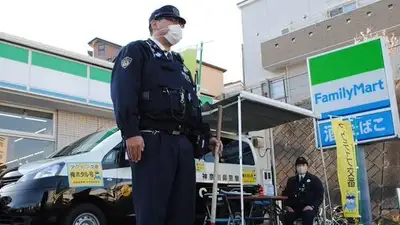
[223,83,243,94]
[240,0,271,87]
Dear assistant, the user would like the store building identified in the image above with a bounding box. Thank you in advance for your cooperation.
[0,33,225,170]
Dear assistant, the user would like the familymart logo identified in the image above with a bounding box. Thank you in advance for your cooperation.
[314,79,385,104]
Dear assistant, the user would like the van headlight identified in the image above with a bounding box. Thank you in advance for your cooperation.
[19,163,64,182]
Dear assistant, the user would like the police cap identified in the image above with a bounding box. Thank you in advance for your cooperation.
[149,5,186,25]
[295,157,308,166]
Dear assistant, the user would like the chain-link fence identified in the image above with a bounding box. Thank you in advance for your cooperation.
[272,98,400,217]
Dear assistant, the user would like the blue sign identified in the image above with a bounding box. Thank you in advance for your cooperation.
[316,109,396,148]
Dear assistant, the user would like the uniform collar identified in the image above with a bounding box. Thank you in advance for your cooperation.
[149,37,169,52]
[298,173,308,180]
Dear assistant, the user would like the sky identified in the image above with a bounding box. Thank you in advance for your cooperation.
[0,0,244,84]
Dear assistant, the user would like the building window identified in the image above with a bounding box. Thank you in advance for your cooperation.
[0,105,54,136]
[0,136,55,169]
[269,78,286,101]
[98,44,105,56]
[0,104,55,169]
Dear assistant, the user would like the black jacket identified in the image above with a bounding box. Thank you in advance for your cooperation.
[282,172,324,210]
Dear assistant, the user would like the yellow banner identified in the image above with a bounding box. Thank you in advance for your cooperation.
[181,48,197,81]
[331,119,360,218]
[67,163,104,188]
[243,168,257,185]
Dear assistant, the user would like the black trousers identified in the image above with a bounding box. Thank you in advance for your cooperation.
[131,132,196,225]
[284,207,316,225]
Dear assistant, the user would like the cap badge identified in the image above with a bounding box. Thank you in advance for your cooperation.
[172,7,179,15]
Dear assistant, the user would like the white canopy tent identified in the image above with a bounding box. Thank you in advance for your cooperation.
[202,91,321,224]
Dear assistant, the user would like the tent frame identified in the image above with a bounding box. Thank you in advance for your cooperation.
[207,91,322,224]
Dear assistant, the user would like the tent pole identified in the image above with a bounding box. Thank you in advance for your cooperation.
[315,118,333,220]
[268,128,278,196]
[238,95,245,225]
[210,106,223,225]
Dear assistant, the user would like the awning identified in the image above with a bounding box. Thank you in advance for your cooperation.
[201,91,320,134]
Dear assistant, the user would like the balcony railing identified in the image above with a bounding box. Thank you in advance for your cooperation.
[222,40,400,107]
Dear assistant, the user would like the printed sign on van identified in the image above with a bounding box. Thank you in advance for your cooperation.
[242,168,257,185]
[67,162,104,188]
[307,38,400,148]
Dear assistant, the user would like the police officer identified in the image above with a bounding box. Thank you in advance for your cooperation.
[282,157,324,225]
[110,5,222,225]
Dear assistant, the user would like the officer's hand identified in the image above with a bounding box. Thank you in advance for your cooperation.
[286,206,294,212]
[208,137,223,156]
[126,136,145,162]
[303,206,313,211]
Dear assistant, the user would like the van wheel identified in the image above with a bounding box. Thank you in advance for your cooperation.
[63,203,107,225]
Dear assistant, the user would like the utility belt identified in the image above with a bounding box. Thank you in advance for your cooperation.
[139,119,191,136]
[139,118,208,157]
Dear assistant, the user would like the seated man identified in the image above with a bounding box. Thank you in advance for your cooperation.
[282,157,324,225]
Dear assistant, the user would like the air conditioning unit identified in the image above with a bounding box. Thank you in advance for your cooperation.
[327,1,357,18]
[281,27,291,35]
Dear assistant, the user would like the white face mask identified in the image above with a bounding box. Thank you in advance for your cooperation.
[164,24,183,45]
[296,165,307,175]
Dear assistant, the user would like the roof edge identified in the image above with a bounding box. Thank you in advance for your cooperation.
[197,60,227,72]
[88,37,122,48]
[1,32,113,70]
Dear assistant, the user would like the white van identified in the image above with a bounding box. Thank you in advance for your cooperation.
[0,126,269,225]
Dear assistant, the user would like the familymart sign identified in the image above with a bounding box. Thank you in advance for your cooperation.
[308,38,400,148]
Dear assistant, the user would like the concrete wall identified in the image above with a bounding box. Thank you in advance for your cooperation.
[200,64,224,97]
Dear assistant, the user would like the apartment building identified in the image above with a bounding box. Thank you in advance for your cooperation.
[87,37,226,104]
[238,0,400,105]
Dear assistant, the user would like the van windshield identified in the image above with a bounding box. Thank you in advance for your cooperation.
[49,127,119,158]
[202,138,255,165]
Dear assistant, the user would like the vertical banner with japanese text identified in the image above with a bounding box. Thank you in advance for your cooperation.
[331,119,360,218]
[181,48,198,83]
